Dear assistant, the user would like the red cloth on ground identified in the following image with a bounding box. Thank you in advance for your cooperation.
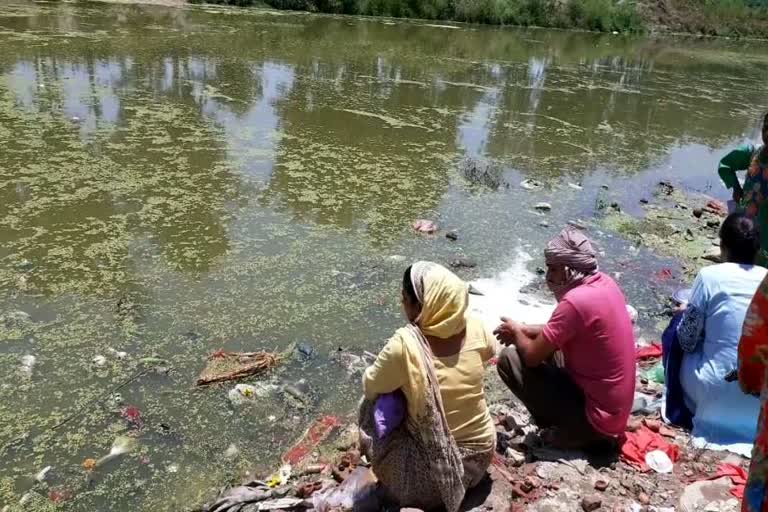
[636,343,663,360]
[709,463,747,499]
[621,425,680,471]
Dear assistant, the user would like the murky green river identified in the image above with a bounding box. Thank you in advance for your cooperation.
[1,1,767,509]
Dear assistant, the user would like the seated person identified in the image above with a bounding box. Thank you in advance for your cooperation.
[494,227,635,451]
[670,213,765,454]
[360,262,496,512]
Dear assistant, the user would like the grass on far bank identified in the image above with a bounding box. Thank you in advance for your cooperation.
[191,0,768,37]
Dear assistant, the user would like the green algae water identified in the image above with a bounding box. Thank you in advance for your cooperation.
[0,1,767,509]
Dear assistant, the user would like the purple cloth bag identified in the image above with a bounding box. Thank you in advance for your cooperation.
[373,390,406,439]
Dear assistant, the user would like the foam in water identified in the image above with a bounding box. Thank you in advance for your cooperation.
[468,249,556,333]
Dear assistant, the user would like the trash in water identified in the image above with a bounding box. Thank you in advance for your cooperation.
[120,406,144,429]
[653,268,674,282]
[412,219,438,234]
[167,463,179,473]
[48,487,73,504]
[296,343,315,359]
[283,380,311,404]
[197,350,282,386]
[236,384,257,398]
[35,466,51,483]
[82,458,97,472]
[645,450,674,473]
[223,443,240,460]
[139,356,168,367]
[20,354,36,375]
[108,348,128,360]
[568,182,583,190]
[520,179,542,190]
[96,435,138,466]
[92,355,107,367]
[534,202,552,211]
[3,310,31,328]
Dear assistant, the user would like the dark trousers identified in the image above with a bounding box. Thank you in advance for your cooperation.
[496,346,614,451]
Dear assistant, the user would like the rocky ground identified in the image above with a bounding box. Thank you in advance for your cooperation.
[197,356,748,512]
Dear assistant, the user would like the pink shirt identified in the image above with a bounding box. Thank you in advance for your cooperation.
[542,272,635,437]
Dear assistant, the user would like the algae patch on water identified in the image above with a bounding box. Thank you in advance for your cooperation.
[599,188,723,275]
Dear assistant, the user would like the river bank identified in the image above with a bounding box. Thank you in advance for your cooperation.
[188,0,768,38]
[191,184,746,512]
[2,1,767,509]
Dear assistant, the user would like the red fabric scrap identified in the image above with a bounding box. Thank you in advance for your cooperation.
[282,415,341,466]
[621,425,680,471]
[708,463,747,499]
[636,343,663,360]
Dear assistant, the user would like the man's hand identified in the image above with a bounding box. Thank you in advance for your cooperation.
[733,185,744,204]
[493,317,520,346]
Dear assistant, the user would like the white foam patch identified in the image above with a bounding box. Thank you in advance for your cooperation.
[469,249,556,333]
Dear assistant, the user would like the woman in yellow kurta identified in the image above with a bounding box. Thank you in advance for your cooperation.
[359,262,497,512]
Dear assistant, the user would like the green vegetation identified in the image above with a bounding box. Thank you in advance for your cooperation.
[191,0,768,37]
[650,0,768,37]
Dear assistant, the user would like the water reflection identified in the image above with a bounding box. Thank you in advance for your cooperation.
[0,0,765,276]
[1,3,768,509]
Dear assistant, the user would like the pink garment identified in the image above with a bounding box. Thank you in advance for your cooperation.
[542,272,636,437]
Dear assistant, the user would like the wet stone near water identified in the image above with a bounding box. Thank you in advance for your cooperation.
[450,258,478,269]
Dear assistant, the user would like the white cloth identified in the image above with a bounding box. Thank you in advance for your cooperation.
[677,262,767,455]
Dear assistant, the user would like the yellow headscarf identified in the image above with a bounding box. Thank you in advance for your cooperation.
[398,262,469,419]
[410,261,469,338]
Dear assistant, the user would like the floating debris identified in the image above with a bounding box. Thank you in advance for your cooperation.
[296,342,315,359]
[82,458,97,472]
[20,354,36,375]
[3,310,31,328]
[34,466,51,483]
[450,258,477,269]
[223,443,240,460]
[120,406,144,429]
[534,202,552,212]
[48,487,73,504]
[412,219,438,234]
[92,355,107,367]
[96,436,137,467]
[108,348,128,360]
[520,179,542,190]
[197,350,282,386]
[139,356,168,367]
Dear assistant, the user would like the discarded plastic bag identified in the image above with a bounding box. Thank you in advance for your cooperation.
[312,467,377,512]
[645,449,673,473]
